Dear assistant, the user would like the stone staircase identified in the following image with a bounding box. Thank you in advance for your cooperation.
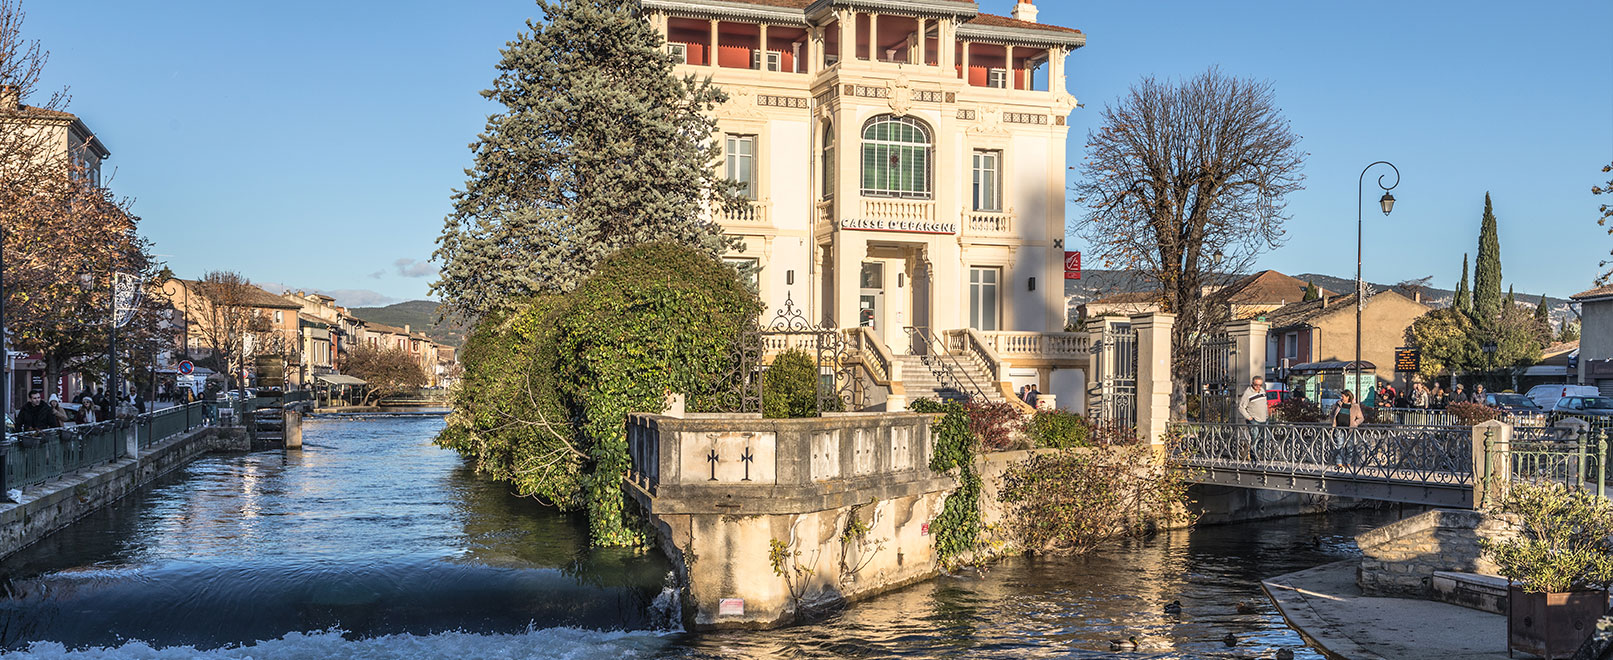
[893,354,1006,405]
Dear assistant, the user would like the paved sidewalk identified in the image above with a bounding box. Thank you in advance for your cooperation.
[1263,560,1517,660]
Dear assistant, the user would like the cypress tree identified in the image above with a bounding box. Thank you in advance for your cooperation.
[1454,254,1472,316]
[433,0,735,319]
[1505,285,1516,308]
[1303,281,1320,302]
[1473,193,1504,321]
[1534,295,1550,323]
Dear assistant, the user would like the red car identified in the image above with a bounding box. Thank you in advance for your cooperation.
[1266,384,1292,411]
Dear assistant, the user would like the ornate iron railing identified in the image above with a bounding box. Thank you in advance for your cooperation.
[1092,324,1138,431]
[1169,422,1475,487]
[906,326,988,403]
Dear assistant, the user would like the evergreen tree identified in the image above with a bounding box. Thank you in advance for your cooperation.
[1534,295,1550,323]
[432,0,735,319]
[1454,254,1472,315]
[1506,285,1516,308]
[1474,193,1504,321]
[1302,281,1320,302]
[1560,321,1581,343]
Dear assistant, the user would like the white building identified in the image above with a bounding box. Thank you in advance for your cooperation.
[645,0,1088,408]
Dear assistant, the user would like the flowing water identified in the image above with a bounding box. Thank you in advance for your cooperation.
[0,415,1405,659]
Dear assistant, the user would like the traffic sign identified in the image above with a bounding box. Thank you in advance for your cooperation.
[178,361,195,376]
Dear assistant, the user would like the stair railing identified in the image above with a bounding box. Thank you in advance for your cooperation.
[904,326,990,403]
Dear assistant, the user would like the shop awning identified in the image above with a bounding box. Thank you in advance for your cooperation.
[316,374,367,386]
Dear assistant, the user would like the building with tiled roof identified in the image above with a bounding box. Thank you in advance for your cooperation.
[1572,283,1613,391]
[0,84,109,186]
[1263,289,1431,389]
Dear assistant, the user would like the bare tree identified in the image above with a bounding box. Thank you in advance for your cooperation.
[1072,67,1305,406]
[339,344,428,406]
[186,271,276,393]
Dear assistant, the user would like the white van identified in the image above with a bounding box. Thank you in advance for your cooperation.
[1526,384,1601,410]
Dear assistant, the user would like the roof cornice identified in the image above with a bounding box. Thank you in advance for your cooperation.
[957,22,1085,49]
[805,0,978,21]
[644,0,809,25]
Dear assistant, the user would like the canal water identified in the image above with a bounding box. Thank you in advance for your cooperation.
[0,416,1403,659]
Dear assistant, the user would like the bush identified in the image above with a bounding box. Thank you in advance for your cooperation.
[763,349,835,419]
[1448,401,1502,426]
[1482,481,1613,593]
[1023,409,1091,449]
[438,243,762,547]
[1272,398,1321,423]
[910,397,1024,451]
[998,444,1194,555]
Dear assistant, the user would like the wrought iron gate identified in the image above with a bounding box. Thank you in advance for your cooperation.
[1093,324,1138,430]
[1192,331,1236,422]
[719,294,856,415]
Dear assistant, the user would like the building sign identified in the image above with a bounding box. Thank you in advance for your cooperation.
[839,217,958,235]
[1394,347,1421,373]
[1064,251,1082,280]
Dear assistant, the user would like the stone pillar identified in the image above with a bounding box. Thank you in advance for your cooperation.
[758,24,768,70]
[938,19,956,71]
[122,421,139,458]
[1226,319,1270,390]
[284,408,303,449]
[709,19,719,67]
[1131,313,1175,446]
[1471,420,1512,509]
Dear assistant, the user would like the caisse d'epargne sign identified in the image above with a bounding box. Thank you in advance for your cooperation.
[839,217,958,235]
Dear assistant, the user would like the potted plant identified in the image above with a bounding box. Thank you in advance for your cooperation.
[1482,481,1613,659]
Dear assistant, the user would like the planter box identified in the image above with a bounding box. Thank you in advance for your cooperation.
[1509,585,1608,659]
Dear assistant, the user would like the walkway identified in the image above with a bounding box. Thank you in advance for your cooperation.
[1263,560,1511,660]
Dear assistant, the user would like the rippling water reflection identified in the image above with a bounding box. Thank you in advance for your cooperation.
[0,415,1407,659]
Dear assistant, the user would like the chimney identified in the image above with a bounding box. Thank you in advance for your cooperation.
[1012,0,1038,23]
[1321,296,1329,308]
[404,324,411,334]
[0,84,17,110]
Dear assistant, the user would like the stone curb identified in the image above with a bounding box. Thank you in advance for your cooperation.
[1263,560,1382,660]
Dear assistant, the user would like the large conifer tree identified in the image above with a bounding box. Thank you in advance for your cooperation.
[433,0,735,319]
[1473,193,1504,321]
[1534,295,1550,323]
[1454,254,1472,316]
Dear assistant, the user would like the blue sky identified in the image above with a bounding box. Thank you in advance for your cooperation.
[24,0,1613,306]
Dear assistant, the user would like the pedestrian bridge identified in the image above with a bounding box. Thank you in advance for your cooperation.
[1167,422,1605,508]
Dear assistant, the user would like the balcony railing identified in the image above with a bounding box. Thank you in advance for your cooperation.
[964,210,1013,235]
[976,331,1092,360]
[861,198,935,223]
[720,200,769,225]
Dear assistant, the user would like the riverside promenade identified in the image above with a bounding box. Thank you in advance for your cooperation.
[1263,561,1511,660]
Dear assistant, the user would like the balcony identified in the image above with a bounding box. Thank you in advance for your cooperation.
[964,210,1013,236]
[976,331,1091,364]
[720,200,769,226]
[860,198,935,223]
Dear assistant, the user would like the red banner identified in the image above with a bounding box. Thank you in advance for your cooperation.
[1064,251,1082,280]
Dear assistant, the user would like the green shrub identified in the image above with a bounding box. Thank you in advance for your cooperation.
[438,243,761,547]
[1482,481,1613,593]
[1023,409,1091,449]
[762,349,840,418]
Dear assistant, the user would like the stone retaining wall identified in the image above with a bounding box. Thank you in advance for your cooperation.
[0,426,249,560]
[1355,509,1518,598]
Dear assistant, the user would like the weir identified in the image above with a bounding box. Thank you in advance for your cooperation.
[626,411,954,629]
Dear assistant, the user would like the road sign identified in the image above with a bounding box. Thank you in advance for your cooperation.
[1394,347,1421,373]
[178,361,195,376]
[1064,251,1082,280]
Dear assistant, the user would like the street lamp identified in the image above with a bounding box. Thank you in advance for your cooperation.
[1356,161,1401,396]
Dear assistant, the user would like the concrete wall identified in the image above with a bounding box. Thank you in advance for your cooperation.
[1355,508,1518,599]
[1310,291,1431,388]
[627,412,954,629]
[0,426,248,560]
[1580,299,1613,386]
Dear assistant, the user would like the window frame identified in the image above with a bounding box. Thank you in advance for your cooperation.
[968,266,1001,332]
[987,68,1008,89]
[860,115,933,199]
[725,133,758,201]
[970,149,1002,212]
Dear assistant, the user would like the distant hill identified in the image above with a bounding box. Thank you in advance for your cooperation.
[349,300,465,348]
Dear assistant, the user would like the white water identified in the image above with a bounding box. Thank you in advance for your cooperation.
[0,627,674,660]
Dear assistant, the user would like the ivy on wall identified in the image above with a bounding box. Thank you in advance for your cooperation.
[911,399,982,566]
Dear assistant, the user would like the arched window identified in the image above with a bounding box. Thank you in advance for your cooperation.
[821,121,835,199]
[861,115,932,198]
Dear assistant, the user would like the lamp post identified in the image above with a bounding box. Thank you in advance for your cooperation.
[1356,161,1400,397]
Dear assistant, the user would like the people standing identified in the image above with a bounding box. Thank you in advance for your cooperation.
[1411,383,1431,410]
[1473,383,1488,406]
[1025,385,1041,409]
[16,391,58,431]
[1451,384,1469,405]
[1237,377,1270,460]
[1432,383,1449,408]
[1329,390,1365,467]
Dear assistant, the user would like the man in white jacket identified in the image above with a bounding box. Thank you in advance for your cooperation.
[1237,377,1269,460]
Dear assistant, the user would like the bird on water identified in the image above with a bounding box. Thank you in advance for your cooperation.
[1163,600,1183,615]
[1109,635,1138,651]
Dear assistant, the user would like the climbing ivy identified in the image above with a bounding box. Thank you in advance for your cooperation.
[912,398,982,567]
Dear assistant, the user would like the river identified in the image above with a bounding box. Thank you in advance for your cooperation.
[0,415,1404,659]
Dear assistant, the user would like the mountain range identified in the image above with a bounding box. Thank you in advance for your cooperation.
[349,300,466,348]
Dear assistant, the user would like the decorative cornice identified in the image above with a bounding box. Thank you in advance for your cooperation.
[643,0,809,26]
[957,23,1086,49]
[805,0,978,22]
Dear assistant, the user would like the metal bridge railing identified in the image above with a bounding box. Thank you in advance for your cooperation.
[1169,422,1475,487]
[4,401,214,492]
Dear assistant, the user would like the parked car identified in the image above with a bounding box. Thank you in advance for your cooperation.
[1527,384,1602,411]
[1551,396,1613,417]
[1265,384,1291,412]
[1486,393,1545,415]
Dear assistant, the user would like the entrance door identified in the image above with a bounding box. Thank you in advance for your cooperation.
[859,262,885,340]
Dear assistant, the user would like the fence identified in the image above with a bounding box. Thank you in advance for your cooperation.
[1477,425,1607,505]
[1169,422,1475,487]
[4,401,211,491]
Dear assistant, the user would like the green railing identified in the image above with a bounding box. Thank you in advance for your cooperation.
[3,402,214,492]
[1477,427,1608,508]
